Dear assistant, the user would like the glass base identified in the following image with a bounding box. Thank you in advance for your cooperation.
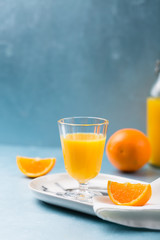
[62,188,102,203]
[56,182,102,203]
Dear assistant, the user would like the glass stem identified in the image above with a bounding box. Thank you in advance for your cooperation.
[79,182,88,193]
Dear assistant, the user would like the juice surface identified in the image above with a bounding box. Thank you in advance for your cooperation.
[61,133,106,183]
[147,97,160,166]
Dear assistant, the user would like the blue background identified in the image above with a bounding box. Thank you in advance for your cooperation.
[0,0,160,147]
[1,1,160,239]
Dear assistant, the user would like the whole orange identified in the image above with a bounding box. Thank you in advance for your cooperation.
[106,128,151,172]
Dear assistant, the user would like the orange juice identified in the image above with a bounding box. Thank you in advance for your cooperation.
[61,133,106,183]
[147,97,160,166]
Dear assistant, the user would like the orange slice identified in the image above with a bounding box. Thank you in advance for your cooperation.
[107,181,152,206]
[16,156,56,178]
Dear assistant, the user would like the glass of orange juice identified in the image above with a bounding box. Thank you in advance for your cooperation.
[58,117,109,202]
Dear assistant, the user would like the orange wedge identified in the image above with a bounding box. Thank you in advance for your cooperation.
[16,156,56,178]
[107,181,152,206]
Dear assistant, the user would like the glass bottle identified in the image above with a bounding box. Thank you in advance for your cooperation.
[147,60,160,167]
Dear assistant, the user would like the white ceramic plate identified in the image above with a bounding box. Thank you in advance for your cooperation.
[29,173,144,215]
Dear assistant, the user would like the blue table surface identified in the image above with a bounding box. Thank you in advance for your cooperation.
[1,144,160,240]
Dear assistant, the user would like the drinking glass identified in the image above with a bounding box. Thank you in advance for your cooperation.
[58,117,109,202]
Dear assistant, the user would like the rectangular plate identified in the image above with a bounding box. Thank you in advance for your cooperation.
[29,173,144,215]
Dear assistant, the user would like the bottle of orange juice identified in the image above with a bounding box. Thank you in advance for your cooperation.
[147,61,160,167]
